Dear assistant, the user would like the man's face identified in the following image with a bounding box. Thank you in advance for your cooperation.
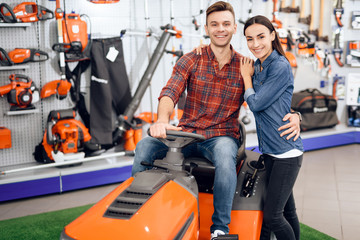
[205,10,237,48]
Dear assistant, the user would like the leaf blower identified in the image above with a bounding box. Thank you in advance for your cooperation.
[5,2,54,22]
[34,109,92,163]
[0,74,39,111]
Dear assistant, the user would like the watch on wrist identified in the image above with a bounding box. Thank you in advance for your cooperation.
[291,111,302,122]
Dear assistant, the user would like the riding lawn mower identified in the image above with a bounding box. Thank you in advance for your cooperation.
[60,123,267,240]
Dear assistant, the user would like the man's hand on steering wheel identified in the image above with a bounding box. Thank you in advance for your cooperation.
[149,121,182,138]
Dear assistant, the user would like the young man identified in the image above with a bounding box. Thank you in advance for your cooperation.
[132,2,300,239]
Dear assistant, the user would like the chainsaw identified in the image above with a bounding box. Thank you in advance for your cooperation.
[5,2,54,23]
[34,109,92,163]
[0,74,39,111]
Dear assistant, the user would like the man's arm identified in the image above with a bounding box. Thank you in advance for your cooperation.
[278,112,301,141]
[149,96,182,138]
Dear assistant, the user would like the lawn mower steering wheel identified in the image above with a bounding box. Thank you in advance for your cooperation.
[149,130,206,149]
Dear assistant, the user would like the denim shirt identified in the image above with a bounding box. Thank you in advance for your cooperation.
[244,50,303,154]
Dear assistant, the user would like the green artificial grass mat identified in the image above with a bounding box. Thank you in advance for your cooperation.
[0,204,336,240]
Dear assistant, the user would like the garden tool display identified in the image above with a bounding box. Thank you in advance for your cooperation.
[297,31,315,57]
[333,29,344,67]
[8,48,49,64]
[277,28,297,65]
[308,0,318,40]
[271,0,282,28]
[0,74,39,111]
[351,11,360,29]
[298,0,311,24]
[288,0,299,13]
[113,24,182,144]
[318,0,328,42]
[280,0,299,13]
[42,0,72,100]
[346,41,360,67]
[279,0,288,12]
[40,79,71,100]
[52,12,90,61]
[34,109,92,163]
[0,47,13,66]
[315,48,331,78]
[334,0,344,27]
[7,2,54,22]
[0,3,17,23]
[0,127,11,149]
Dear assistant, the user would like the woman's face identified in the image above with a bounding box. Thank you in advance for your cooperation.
[245,23,275,63]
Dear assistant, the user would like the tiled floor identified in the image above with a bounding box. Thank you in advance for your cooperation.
[0,144,359,239]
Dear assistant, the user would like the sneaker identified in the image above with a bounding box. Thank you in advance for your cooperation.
[211,230,225,240]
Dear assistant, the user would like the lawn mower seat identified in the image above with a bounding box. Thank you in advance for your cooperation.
[184,121,246,193]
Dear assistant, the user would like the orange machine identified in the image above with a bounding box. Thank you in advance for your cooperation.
[40,79,71,100]
[61,125,266,240]
[52,13,89,58]
[8,48,49,64]
[0,127,11,149]
[0,74,39,111]
[7,2,54,22]
[34,109,91,163]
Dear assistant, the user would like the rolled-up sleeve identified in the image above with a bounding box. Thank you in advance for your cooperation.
[159,54,194,105]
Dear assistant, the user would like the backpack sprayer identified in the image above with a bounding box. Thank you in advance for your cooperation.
[41,0,90,100]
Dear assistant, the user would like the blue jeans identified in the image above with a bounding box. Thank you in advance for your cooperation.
[260,154,303,240]
[132,135,239,234]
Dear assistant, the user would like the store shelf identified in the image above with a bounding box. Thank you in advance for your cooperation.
[246,124,360,152]
[0,65,30,71]
[0,23,31,28]
[0,151,134,202]
[1,124,359,203]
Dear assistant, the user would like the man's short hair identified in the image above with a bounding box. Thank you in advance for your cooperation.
[206,1,235,25]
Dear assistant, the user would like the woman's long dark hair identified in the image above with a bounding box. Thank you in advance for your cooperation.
[243,15,288,62]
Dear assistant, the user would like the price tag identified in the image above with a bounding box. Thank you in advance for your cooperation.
[106,46,119,62]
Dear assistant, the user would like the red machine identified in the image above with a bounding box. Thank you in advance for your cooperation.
[7,2,54,22]
[34,109,91,163]
[0,74,39,111]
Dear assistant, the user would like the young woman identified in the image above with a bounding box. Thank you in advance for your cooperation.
[240,15,303,240]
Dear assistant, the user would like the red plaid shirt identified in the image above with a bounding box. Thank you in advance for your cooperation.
[159,45,244,140]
